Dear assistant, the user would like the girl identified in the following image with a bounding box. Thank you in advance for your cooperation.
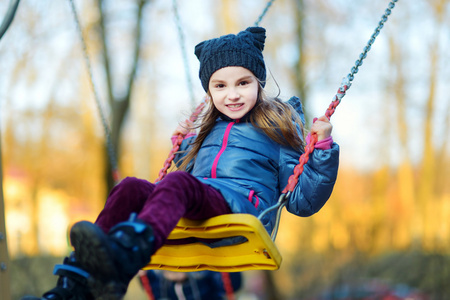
[26,27,339,300]
[140,270,242,299]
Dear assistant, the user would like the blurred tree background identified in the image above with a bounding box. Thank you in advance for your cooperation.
[1,0,449,299]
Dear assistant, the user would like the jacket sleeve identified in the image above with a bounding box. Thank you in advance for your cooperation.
[280,142,339,217]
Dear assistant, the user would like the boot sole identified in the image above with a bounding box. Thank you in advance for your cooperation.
[70,221,126,299]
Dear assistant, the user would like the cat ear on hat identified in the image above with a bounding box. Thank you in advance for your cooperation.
[245,27,266,51]
[194,41,206,60]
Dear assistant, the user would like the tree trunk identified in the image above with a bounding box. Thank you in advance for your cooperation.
[94,0,148,193]
[294,0,308,121]
[417,0,444,247]
[0,131,11,300]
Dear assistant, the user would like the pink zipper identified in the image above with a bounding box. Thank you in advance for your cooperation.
[248,190,260,208]
[211,121,235,178]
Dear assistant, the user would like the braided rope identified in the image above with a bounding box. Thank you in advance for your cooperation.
[139,271,155,300]
[282,81,350,193]
[154,100,206,183]
[155,1,277,183]
[221,272,236,300]
[68,0,278,186]
[282,0,398,194]
[156,0,398,192]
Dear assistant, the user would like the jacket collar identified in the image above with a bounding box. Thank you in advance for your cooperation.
[218,110,253,123]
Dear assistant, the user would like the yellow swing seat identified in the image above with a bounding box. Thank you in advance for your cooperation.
[143,213,282,272]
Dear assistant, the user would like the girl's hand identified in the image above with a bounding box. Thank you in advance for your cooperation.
[310,115,332,141]
[172,120,196,136]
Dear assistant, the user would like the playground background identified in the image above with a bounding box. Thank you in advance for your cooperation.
[1,0,449,299]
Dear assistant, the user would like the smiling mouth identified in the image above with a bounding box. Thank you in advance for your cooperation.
[227,104,243,109]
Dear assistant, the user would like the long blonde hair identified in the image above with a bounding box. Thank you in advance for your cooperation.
[177,85,305,171]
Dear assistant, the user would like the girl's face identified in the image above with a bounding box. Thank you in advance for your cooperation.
[208,66,259,120]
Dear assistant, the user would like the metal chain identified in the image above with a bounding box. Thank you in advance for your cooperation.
[269,1,401,238]
[156,0,277,182]
[68,0,277,185]
[0,0,20,40]
[282,0,399,194]
[171,0,277,108]
[347,0,398,83]
[172,0,196,108]
[68,0,120,183]
[254,0,276,26]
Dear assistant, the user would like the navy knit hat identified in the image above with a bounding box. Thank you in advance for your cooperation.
[195,27,266,92]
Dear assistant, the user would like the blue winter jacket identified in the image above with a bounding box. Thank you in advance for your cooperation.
[174,97,339,234]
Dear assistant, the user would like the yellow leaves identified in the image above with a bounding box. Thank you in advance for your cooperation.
[330,222,349,250]
[37,189,70,255]
[279,155,450,258]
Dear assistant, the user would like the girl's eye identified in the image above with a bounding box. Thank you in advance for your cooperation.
[239,81,248,86]
[216,84,225,88]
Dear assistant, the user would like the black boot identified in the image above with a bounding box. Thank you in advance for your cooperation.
[22,252,94,300]
[69,213,154,299]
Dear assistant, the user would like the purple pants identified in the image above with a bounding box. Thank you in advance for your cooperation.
[95,171,232,250]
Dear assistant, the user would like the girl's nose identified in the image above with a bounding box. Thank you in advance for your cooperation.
[228,88,240,101]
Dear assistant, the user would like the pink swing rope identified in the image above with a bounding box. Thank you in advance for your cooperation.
[154,100,206,183]
[153,78,349,193]
[282,79,349,193]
